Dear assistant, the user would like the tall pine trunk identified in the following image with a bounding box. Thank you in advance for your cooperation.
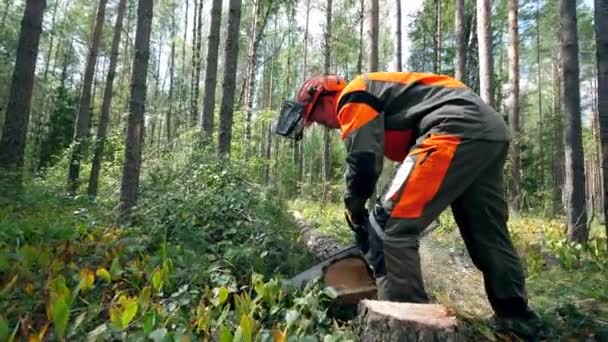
[536,0,545,192]
[167,2,176,145]
[192,0,203,126]
[507,0,521,210]
[88,0,128,197]
[0,0,45,184]
[189,0,199,125]
[180,0,189,131]
[119,0,154,223]
[217,0,242,157]
[366,0,379,72]
[434,0,442,73]
[67,0,107,194]
[560,0,588,242]
[322,0,333,200]
[201,0,222,136]
[454,0,466,81]
[476,0,493,106]
[394,0,402,72]
[595,0,608,237]
[243,0,263,151]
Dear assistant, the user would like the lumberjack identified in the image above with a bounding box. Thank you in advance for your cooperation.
[276,72,545,337]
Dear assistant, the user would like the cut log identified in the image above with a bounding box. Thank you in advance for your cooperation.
[288,211,377,304]
[356,300,462,341]
[292,210,344,260]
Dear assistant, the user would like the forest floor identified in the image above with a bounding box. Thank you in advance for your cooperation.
[292,199,608,341]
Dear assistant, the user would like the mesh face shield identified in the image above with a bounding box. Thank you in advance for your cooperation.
[275,100,307,141]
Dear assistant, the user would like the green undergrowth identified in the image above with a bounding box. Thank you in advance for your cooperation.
[294,200,608,340]
[0,148,355,341]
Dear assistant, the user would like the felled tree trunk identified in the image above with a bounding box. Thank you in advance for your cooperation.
[356,300,462,341]
[292,211,344,260]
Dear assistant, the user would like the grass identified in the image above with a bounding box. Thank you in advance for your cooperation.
[293,199,608,340]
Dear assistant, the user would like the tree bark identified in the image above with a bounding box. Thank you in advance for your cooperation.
[476,0,493,106]
[189,0,198,126]
[561,0,588,242]
[536,0,545,190]
[507,0,521,210]
[201,0,222,136]
[167,2,176,145]
[67,0,107,194]
[217,0,242,157]
[192,0,203,126]
[454,0,466,81]
[88,0,128,197]
[244,0,274,151]
[180,0,189,131]
[322,0,333,199]
[434,0,442,74]
[119,0,153,223]
[0,0,10,29]
[356,0,363,74]
[0,0,45,182]
[552,57,565,217]
[356,301,461,341]
[394,0,402,72]
[595,0,608,238]
[366,0,379,72]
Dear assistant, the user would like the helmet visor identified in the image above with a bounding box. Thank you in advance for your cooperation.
[275,100,306,141]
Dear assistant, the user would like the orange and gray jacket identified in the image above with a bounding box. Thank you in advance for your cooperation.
[336,72,510,203]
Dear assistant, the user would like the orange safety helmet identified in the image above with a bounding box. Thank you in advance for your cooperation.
[276,75,346,140]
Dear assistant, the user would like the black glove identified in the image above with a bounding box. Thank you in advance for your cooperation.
[344,195,367,225]
[345,211,369,253]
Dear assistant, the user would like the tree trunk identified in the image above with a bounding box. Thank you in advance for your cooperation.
[357,0,363,74]
[595,0,608,237]
[1,0,10,29]
[356,301,461,341]
[366,0,379,72]
[535,0,545,191]
[243,0,264,151]
[67,0,107,194]
[119,0,153,223]
[167,2,176,145]
[88,0,128,197]
[454,0,466,81]
[217,0,242,157]
[476,0,493,106]
[180,0,189,132]
[191,0,203,126]
[264,122,272,184]
[322,0,333,200]
[552,57,565,217]
[189,0,198,126]
[0,0,45,183]
[394,0,402,72]
[561,0,588,242]
[507,0,521,211]
[201,0,222,136]
[434,0,442,74]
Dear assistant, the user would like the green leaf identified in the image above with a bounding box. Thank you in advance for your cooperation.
[240,314,253,342]
[120,297,138,328]
[96,268,111,282]
[214,286,229,306]
[109,257,122,279]
[143,312,156,334]
[139,286,152,309]
[50,297,69,339]
[152,268,164,292]
[232,326,243,342]
[219,326,233,342]
[0,315,9,341]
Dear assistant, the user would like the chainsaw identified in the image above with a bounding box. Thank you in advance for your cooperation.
[284,216,441,305]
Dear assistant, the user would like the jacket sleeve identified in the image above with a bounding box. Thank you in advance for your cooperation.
[337,91,385,211]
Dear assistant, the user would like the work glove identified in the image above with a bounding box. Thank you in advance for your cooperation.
[344,195,367,225]
[345,211,369,254]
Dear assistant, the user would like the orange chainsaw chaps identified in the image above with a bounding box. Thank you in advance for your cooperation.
[390,134,461,219]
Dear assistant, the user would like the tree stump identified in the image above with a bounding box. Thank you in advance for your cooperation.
[356,300,462,341]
